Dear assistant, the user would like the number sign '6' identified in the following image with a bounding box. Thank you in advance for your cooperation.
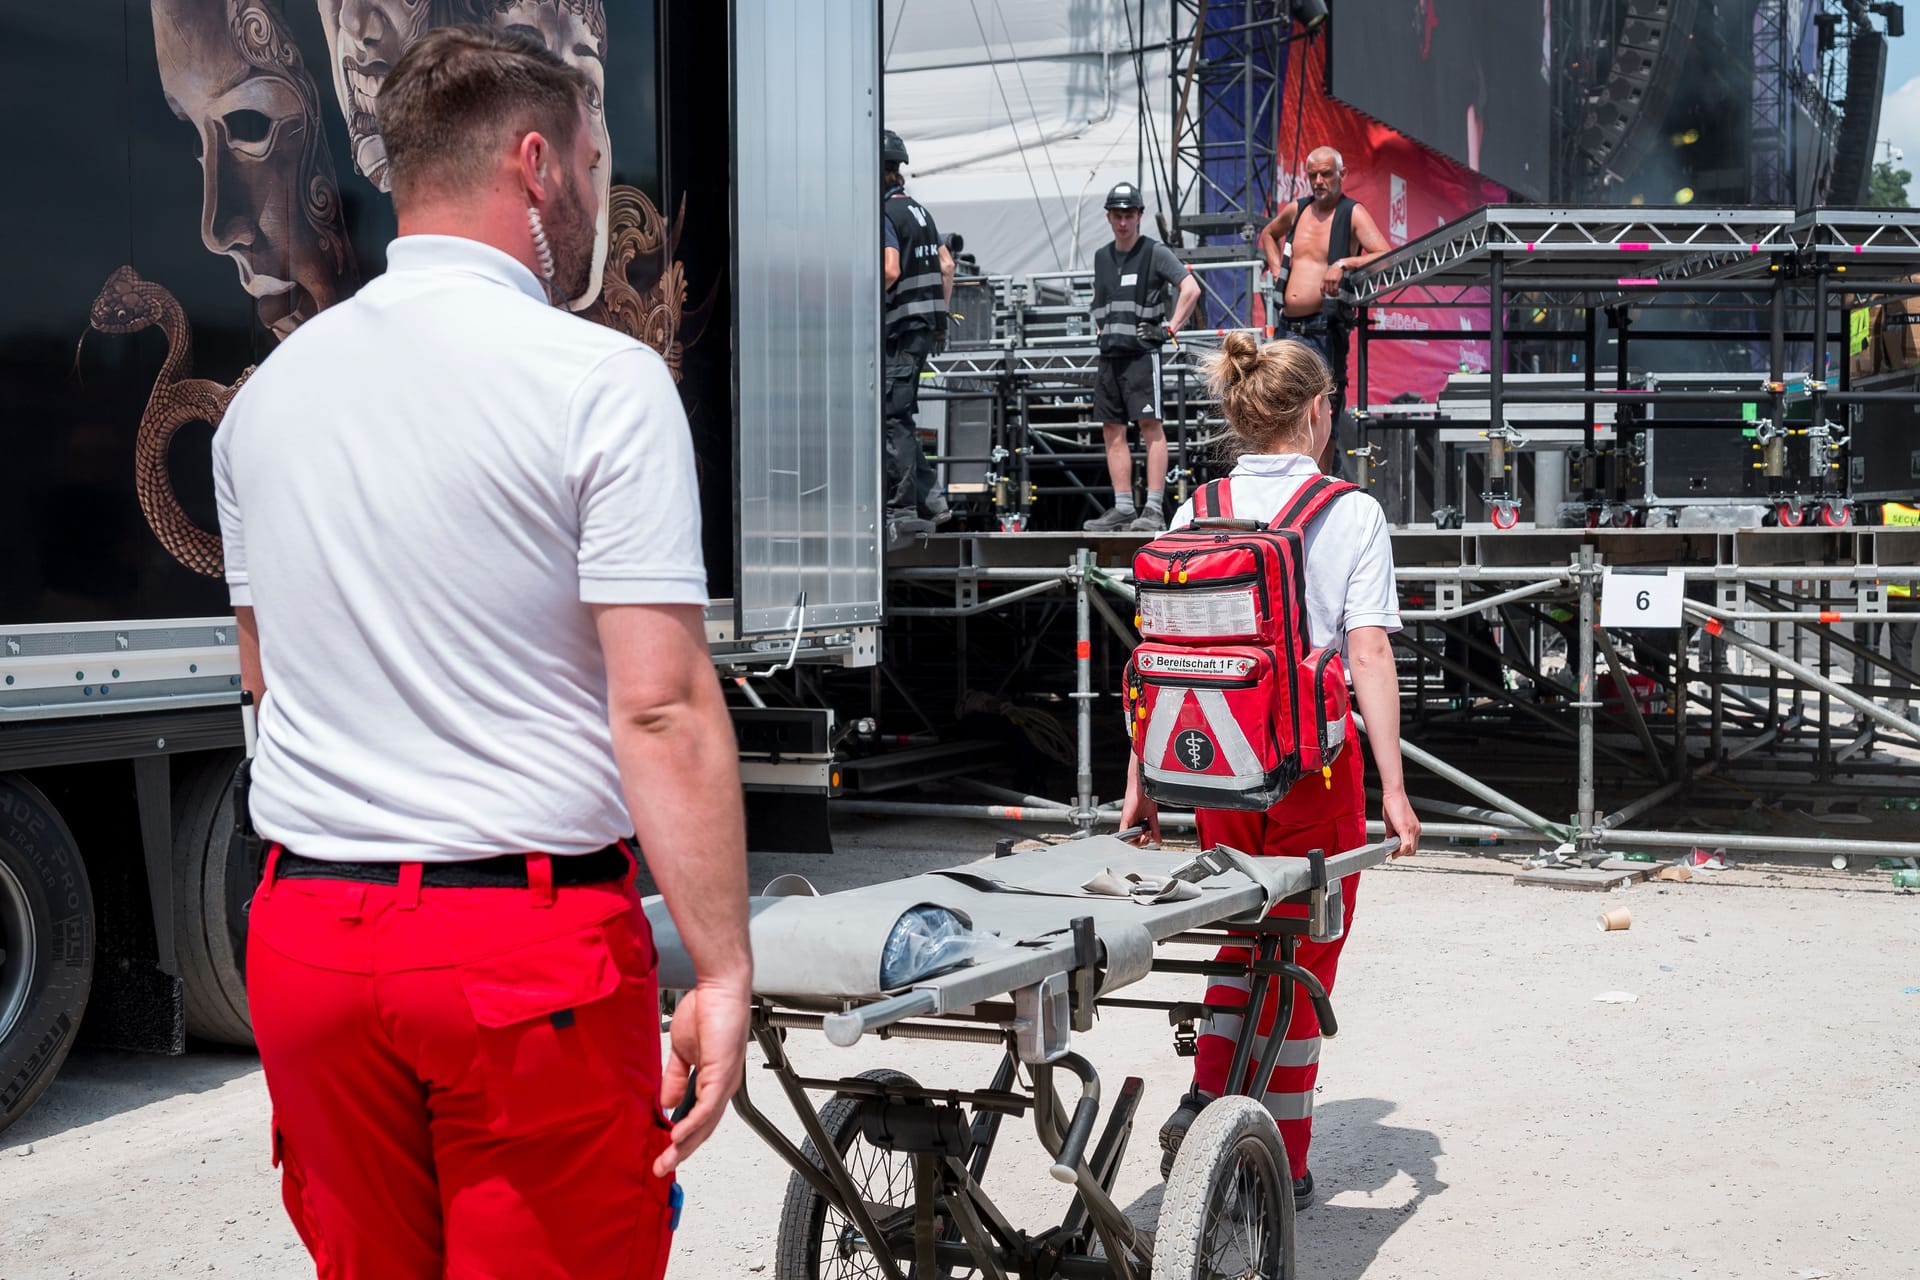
[1600,567,1685,629]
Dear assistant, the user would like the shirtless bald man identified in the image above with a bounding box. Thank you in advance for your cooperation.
[1258,147,1391,474]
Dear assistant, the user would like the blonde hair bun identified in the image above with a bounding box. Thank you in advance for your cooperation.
[1220,330,1262,383]
[1198,332,1334,455]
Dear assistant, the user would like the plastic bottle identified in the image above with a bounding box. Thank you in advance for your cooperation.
[1893,868,1920,889]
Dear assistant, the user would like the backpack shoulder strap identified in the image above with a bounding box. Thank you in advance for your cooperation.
[1192,478,1234,521]
[1273,476,1358,532]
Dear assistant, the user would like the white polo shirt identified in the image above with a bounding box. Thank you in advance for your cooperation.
[1168,452,1400,654]
[213,235,708,861]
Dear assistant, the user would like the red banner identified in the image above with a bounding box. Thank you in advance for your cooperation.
[1271,35,1509,404]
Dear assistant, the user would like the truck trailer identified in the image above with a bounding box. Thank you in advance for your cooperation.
[1,0,884,1135]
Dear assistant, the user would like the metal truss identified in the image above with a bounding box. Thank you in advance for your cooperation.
[1750,1,1790,205]
[1793,209,1920,265]
[1349,206,1802,305]
[1166,0,1289,325]
[928,342,1237,384]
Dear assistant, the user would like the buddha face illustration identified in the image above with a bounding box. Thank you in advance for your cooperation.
[154,0,357,338]
[479,0,611,308]
[314,0,434,192]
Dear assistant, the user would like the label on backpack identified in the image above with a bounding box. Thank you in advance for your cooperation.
[1172,728,1217,771]
[1138,586,1260,639]
[1135,651,1257,678]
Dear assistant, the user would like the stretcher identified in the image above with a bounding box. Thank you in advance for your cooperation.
[646,832,1397,1280]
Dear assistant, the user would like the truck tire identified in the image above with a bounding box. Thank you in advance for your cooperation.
[0,774,95,1136]
[172,751,256,1046]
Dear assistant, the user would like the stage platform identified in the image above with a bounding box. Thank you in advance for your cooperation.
[889,523,1920,583]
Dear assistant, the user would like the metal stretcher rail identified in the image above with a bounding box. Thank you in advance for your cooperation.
[650,834,1398,1279]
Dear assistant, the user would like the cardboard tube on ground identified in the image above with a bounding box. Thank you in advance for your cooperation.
[1597,908,1631,932]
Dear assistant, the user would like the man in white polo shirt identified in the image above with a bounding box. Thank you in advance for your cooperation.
[212,26,749,1280]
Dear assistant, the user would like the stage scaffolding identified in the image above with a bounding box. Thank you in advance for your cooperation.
[841,206,1920,869]
[1347,205,1920,529]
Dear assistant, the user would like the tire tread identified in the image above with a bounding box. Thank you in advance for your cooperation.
[1152,1094,1295,1279]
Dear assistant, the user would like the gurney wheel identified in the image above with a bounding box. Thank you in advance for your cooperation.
[775,1068,973,1280]
[1153,1095,1295,1279]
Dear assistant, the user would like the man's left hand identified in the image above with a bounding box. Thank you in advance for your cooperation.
[1322,261,1345,296]
[656,977,753,1177]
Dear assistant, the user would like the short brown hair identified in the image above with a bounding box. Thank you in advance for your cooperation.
[1199,330,1333,456]
[378,24,593,206]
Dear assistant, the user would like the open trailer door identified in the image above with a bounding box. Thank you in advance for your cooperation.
[729,0,885,648]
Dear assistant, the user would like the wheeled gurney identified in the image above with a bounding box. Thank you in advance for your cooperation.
[646,833,1397,1279]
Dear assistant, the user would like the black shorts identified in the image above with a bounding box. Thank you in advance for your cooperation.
[1094,350,1164,425]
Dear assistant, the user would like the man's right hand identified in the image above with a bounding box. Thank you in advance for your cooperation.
[655,976,753,1177]
[1120,765,1160,845]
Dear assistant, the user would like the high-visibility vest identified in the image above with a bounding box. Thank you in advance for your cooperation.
[1883,504,1920,597]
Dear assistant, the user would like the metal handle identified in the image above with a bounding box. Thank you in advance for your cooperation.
[1309,991,1339,1038]
[1048,1096,1100,1184]
[1276,961,1339,1039]
[821,990,938,1047]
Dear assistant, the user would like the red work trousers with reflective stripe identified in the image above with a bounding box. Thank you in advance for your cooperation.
[1192,723,1365,1180]
[246,852,674,1280]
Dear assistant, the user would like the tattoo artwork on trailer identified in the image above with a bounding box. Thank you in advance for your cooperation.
[89,0,710,578]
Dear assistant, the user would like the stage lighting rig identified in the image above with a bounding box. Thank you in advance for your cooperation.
[1870,2,1905,38]
[1292,0,1328,30]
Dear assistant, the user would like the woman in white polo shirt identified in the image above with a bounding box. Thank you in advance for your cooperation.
[1122,330,1420,1210]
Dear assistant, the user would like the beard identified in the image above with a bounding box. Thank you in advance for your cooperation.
[548,171,597,303]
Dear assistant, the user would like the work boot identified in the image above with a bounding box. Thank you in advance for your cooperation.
[1158,1087,1213,1179]
[1084,505,1137,532]
[926,493,953,526]
[887,509,935,547]
[1293,1169,1315,1211]
[1129,507,1167,533]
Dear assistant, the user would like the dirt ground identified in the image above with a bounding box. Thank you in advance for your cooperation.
[2,815,1916,1279]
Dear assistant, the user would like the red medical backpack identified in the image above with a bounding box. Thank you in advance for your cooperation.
[1125,474,1357,811]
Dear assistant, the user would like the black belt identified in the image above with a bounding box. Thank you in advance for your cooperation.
[274,842,631,888]
[1280,314,1330,334]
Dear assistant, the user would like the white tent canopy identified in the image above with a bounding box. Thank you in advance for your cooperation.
[881,0,1175,277]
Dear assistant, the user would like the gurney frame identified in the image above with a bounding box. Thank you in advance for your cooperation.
[704,838,1396,1279]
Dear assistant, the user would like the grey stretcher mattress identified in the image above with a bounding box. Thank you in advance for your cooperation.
[641,836,1392,1013]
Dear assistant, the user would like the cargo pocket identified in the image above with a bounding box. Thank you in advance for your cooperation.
[459,927,625,1135]
[271,1119,334,1276]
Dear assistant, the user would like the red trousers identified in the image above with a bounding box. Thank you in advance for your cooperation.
[1192,729,1365,1180]
[247,850,674,1279]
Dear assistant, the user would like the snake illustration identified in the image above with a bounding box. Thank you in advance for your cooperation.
[87,265,250,579]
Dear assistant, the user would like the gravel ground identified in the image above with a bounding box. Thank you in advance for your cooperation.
[2,816,1916,1279]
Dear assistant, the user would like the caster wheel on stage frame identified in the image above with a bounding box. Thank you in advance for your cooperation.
[1490,502,1521,530]
[1774,501,1806,528]
[1154,1094,1296,1280]
[1817,501,1852,528]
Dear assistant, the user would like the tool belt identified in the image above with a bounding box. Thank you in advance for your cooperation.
[273,842,631,888]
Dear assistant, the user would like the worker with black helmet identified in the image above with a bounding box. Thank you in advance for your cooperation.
[1084,181,1201,532]
[881,128,954,543]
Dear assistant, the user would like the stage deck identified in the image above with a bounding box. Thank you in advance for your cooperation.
[888,524,1920,581]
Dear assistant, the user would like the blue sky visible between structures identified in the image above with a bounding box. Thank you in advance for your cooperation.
[1882,38,1920,183]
